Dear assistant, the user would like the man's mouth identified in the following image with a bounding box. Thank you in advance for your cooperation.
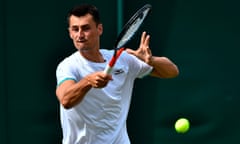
[77,39,87,43]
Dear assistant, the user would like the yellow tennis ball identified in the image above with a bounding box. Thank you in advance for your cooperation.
[175,118,190,133]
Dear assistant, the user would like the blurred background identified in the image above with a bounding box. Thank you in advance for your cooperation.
[1,0,240,143]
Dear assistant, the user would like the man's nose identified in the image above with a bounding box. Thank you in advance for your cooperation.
[77,29,84,37]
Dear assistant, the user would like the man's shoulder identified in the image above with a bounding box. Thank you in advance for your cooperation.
[57,51,79,66]
[100,48,131,57]
[100,48,113,53]
[100,49,114,59]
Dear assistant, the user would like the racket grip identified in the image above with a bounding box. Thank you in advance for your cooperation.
[104,65,113,74]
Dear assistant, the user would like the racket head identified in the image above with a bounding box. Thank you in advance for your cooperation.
[114,4,152,50]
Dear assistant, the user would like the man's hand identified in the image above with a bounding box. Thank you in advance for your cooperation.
[126,31,179,78]
[126,31,152,64]
[85,72,112,88]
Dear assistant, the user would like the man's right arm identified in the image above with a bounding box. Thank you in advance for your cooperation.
[56,78,92,109]
[56,72,112,109]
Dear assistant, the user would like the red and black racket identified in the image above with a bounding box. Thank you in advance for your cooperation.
[104,4,152,74]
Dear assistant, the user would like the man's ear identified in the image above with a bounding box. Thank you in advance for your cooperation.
[68,28,73,39]
[98,24,103,36]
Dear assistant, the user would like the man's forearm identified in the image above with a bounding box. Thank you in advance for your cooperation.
[148,56,179,78]
[59,78,92,109]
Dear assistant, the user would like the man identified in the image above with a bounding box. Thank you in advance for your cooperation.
[56,4,179,144]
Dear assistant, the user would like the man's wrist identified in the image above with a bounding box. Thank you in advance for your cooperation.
[84,76,93,88]
[146,56,154,66]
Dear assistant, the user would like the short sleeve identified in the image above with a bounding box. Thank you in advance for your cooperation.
[122,52,153,78]
[56,58,77,86]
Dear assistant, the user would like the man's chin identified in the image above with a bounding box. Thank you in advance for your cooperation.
[77,47,91,51]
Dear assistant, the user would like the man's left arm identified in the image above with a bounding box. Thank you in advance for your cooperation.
[147,56,179,78]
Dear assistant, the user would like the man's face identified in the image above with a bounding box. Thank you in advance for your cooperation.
[68,14,103,51]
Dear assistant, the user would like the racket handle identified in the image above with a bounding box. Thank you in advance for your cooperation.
[104,65,113,74]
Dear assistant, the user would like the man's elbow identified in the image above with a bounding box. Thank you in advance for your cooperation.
[56,91,75,109]
[169,65,179,78]
[61,99,74,109]
[153,64,179,78]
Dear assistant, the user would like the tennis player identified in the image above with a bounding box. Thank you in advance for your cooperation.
[56,4,179,144]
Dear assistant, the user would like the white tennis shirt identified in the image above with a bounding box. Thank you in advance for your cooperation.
[56,49,153,144]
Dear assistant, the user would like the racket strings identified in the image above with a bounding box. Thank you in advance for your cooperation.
[117,9,150,49]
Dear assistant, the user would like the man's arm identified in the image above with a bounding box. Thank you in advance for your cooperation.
[147,56,179,78]
[56,72,112,109]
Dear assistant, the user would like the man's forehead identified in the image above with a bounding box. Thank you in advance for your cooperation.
[69,14,94,24]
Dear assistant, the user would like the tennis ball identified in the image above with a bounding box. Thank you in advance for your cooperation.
[174,118,190,133]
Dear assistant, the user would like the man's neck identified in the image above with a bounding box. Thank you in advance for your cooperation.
[79,49,105,63]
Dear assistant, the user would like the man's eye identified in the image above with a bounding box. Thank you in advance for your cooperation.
[82,26,91,31]
[71,27,79,32]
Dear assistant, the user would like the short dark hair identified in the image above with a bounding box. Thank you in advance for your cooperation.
[67,4,101,25]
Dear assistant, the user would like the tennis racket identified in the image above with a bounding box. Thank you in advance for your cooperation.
[104,4,152,74]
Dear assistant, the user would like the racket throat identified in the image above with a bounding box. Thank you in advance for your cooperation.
[104,48,125,74]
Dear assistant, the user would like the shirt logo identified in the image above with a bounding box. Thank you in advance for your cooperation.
[113,69,124,75]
